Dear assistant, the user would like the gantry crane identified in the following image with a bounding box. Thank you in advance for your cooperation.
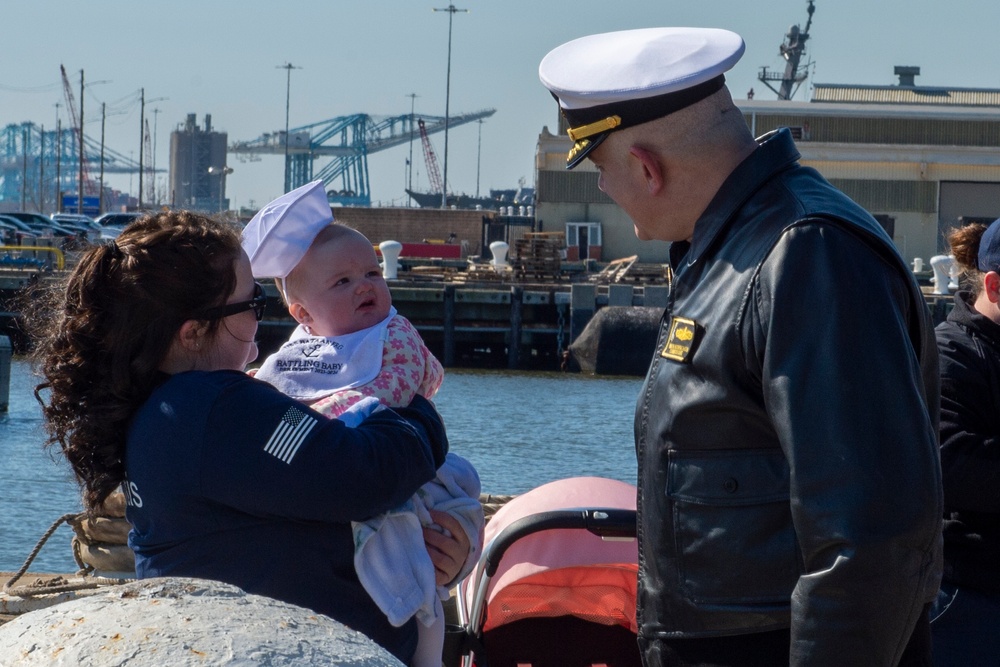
[229,108,495,206]
[0,122,144,210]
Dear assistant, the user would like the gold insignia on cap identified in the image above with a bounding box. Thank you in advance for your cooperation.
[566,138,591,164]
[567,115,622,142]
[660,316,699,362]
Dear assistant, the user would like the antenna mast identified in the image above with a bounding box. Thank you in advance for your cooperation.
[758,1,816,100]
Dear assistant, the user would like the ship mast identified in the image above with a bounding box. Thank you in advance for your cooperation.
[758,0,816,100]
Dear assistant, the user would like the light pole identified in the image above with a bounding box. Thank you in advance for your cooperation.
[152,107,161,205]
[433,4,468,208]
[138,91,167,209]
[277,62,301,193]
[207,165,234,213]
[475,118,483,199]
[77,74,110,214]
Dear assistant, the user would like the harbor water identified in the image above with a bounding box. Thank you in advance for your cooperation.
[0,358,642,574]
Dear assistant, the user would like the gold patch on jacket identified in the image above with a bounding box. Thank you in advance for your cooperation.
[661,316,699,362]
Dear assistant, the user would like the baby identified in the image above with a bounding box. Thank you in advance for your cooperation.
[258,222,444,418]
[242,180,483,667]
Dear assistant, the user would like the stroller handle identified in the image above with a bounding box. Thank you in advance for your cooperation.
[482,508,637,577]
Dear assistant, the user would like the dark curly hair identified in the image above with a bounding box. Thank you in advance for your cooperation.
[27,211,243,511]
[947,223,989,296]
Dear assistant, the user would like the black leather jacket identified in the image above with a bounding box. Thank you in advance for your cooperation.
[634,129,942,665]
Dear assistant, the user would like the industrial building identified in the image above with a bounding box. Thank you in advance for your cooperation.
[169,114,230,213]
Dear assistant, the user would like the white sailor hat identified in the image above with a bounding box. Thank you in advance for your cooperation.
[539,27,745,169]
[241,179,334,279]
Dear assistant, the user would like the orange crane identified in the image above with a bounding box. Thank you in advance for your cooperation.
[59,64,95,196]
[418,118,444,196]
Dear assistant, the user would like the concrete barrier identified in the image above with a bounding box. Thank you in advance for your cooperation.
[0,577,404,666]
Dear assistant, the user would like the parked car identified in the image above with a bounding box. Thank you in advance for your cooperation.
[3,212,50,235]
[52,213,101,235]
[0,214,38,237]
[6,212,73,238]
[94,211,145,240]
[4,212,90,249]
[0,218,23,245]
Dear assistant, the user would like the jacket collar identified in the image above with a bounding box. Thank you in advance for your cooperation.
[949,290,1000,349]
[683,128,801,267]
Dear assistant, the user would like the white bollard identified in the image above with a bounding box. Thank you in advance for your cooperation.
[489,241,510,273]
[912,257,924,273]
[930,254,956,295]
[379,240,402,281]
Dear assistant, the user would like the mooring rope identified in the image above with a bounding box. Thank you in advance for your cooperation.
[2,496,515,600]
[3,513,131,598]
[480,493,516,523]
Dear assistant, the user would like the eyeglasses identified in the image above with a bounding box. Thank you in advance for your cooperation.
[197,281,266,322]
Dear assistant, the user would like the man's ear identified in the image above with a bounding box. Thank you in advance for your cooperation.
[984,271,1000,303]
[177,319,209,352]
[629,145,664,195]
[288,302,311,326]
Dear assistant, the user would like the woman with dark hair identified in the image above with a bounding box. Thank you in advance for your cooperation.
[30,211,466,664]
[930,219,1000,664]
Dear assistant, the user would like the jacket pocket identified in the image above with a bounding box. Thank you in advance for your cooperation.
[667,448,801,605]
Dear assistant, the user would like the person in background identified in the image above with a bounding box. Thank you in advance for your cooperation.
[28,210,467,665]
[930,219,1000,665]
[243,182,483,667]
[538,27,942,666]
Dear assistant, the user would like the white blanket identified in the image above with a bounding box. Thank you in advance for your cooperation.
[352,453,484,628]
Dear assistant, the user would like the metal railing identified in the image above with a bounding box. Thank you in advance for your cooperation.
[0,245,65,270]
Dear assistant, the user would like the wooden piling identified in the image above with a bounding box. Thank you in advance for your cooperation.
[442,284,456,367]
[570,284,597,345]
[0,336,10,413]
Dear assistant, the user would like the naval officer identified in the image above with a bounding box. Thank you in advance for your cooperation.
[539,27,942,666]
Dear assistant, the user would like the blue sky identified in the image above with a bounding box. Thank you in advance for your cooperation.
[3,0,999,211]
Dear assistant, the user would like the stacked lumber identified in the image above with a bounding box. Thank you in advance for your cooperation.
[451,263,510,284]
[397,265,457,282]
[513,232,564,282]
[590,255,669,284]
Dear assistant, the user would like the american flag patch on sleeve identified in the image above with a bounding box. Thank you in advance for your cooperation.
[264,406,318,464]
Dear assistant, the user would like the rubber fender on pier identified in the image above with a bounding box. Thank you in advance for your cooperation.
[565,306,662,376]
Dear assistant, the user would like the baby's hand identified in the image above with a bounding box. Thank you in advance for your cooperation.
[337,396,384,428]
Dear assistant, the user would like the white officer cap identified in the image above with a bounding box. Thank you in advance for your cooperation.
[538,27,745,169]
[241,179,334,279]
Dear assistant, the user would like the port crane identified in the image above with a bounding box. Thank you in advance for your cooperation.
[60,65,96,196]
[0,122,142,210]
[417,119,444,197]
[757,0,816,100]
[229,108,495,206]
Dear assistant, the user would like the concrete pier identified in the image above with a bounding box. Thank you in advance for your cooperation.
[252,280,675,374]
